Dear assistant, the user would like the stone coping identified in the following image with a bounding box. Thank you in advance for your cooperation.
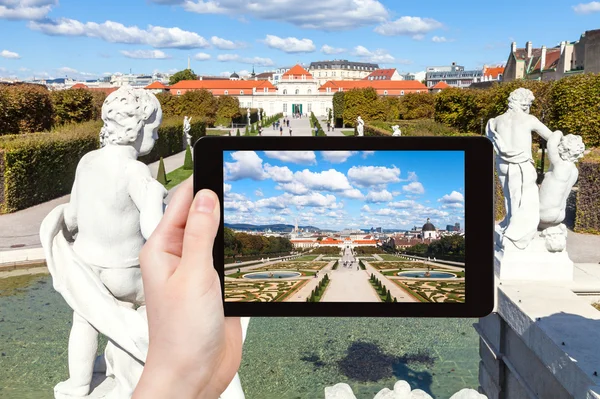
[496,282,600,398]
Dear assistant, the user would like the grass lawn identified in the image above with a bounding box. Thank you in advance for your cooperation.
[207,129,228,136]
[164,166,193,190]
[378,254,403,261]
[293,255,319,261]
[341,130,354,136]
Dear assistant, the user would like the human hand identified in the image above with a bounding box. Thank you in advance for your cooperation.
[134,177,242,399]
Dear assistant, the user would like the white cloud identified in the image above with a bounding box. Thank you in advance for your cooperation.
[193,52,211,60]
[54,67,97,78]
[121,49,169,59]
[175,0,389,31]
[365,189,393,203]
[211,35,244,49]
[321,44,346,54]
[353,45,397,64]
[361,205,371,213]
[573,1,600,13]
[264,164,294,182]
[1,49,20,59]
[0,0,55,20]
[438,190,464,204]
[347,165,400,187]
[224,183,231,194]
[224,200,255,213]
[217,54,239,62]
[294,169,356,192]
[254,189,263,197]
[255,196,288,210]
[388,200,422,210]
[432,36,450,43]
[263,151,316,164]
[321,151,357,163]
[374,16,443,39]
[28,18,211,49]
[263,35,315,53]
[403,182,425,194]
[362,151,375,158]
[402,171,418,182]
[217,53,274,66]
[277,181,311,195]
[224,151,266,181]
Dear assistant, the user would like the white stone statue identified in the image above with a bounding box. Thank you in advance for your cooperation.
[183,115,192,148]
[39,86,249,399]
[258,108,262,122]
[392,125,402,136]
[247,107,251,126]
[485,88,553,249]
[324,380,486,399]
[356,116,364,136]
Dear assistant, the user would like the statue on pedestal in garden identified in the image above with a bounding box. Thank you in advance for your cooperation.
[183,115,192,148]
[392,125,402,136]
[356,116,364,136]
[40,86,249,398]
[246,107,251,126]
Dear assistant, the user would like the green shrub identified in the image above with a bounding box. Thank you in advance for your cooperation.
[183,145,193,170]
[398,92,436,120]
[236,128,241,136]
[364,124,391,137]
[0,84,54,135]
[0,116,205,214]
[51,89,95,125]
[575,149,600,234]
[157,157,167,185]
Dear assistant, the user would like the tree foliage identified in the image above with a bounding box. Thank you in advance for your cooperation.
[0,84,54,135]
[343,88,387,125]
[224,227,293,257]
[216,95,241,125]
[169,69,198,85]
[176,90,217,125]
[51,89,95,125]
[398,92,435,120]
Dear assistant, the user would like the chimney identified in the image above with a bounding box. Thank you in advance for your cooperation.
[511,41,517,53]
[560,40,566,54]
[526,41,532,58]
[540,45,547,71]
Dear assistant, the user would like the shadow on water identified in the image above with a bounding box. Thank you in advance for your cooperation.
[302,340,436,397]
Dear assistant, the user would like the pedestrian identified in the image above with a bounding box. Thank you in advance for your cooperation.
[272,123,276,130]
[289,127,292,136]
[258,126,263,136]
[280,125,283,136]
[287,120,290,127]
[327,122,330,132]
[314,125,318,135]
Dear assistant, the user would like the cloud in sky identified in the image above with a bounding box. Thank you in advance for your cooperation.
[263,35,316,53]
[573,1,600,13]
[216,53,274,66]
[263,151,316,164]
[403,181,425,195]
[193,52,211,60]
[121,49,169,59]
[347,165,401,187]
[28,18,211,49]
[321,44,346,54]
[0,0,56,20]
[210,35,245,49]
[321,151,357,163]
[1,49,20,59]
[374,16,443,39]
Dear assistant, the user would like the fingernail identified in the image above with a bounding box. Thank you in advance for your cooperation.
[195,191,216,214]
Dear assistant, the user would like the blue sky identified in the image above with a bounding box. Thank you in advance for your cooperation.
[223,150,464,231]
[1,0,599,80]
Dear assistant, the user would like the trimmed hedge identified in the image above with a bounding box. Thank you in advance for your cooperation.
[51,89,96,126]
[0,84,54,135]
[310,112,326,136]
[0,117,206,214]
[575,149,600,234]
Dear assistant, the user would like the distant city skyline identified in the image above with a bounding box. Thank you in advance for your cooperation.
[1,1,598,81]
[223,150,464,231]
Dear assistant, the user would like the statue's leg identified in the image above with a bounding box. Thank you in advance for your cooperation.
[219,317,251,399]
[54,312,98,398]
[496,160,510,229]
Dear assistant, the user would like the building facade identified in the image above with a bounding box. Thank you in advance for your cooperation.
[364,69,402,81]
[309,60,379,86]
[425,62,483,89]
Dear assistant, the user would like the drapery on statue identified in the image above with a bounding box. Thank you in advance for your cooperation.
[392,125,402,136]
[40,86,250,398]
[183,115,192,148]
[356,116,364,136]
[486,88,553,250]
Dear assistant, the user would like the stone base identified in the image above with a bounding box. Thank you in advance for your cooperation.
[494,233,573,281]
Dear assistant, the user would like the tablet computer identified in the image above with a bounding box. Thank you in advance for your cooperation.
[194,136,494,317]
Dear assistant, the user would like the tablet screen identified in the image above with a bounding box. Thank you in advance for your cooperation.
[222,150,465,304]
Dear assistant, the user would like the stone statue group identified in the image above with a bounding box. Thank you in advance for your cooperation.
[487,88,584,253]
[39,86,583,398]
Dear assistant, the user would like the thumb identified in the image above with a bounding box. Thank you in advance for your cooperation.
[179,189,221,277]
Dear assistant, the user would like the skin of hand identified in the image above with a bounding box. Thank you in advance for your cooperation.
[133,177,242,399]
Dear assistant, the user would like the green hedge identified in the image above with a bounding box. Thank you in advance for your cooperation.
[364,124,391,137]
[0,84,54,135]
[575,149,600,234]
[0,117,206,214]
[310,112,326,136]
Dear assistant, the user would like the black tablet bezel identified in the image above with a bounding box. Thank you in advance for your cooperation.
[194,136,494,318]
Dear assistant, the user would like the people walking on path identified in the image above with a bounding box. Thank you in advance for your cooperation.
[280,125,283,136]
[314,125,318,135]
[289,127,292,136]
[287,120,290,127]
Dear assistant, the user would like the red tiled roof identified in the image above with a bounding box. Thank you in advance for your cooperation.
[432,81,450,89]
[483,66,505,79]
[145,81,168,89]
[353,240,378,244]
[71,83,88,88]
[169,79,276,90]
[531,48,561,72]
[86,87,118,95]
[319,80,427,91]
[291,240,314,243]
[282,64,313,79]
[364,68,396,80]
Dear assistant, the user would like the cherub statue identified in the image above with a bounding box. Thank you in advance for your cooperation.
[356,116,364,136]
[183,115,192,148]
[392,125,402,136]
[539,130,585,230]
[486,88,553,249]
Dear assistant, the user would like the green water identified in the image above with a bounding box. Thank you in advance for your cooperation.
[0,274,480,398]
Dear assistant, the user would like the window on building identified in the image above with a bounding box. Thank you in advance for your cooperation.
[264,87,268,93]
[338,88,343,92]
[325,72,328,77]
[283,103,287,112]
[333,71,336,76]
[283,89,287,95]
[417,90,420,94]
[240,90,244,95]
[307,103,312,112]
[383,90,388,96]
[400,90,405,96]
[302,75,306,80]
[295,89,299,95]
[224,90,228,95]
[176,90,181,95]
[326,87,331,93]
[307,89,312,94]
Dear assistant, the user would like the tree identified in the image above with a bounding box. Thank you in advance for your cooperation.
[183,145,193,170]
[156,157,168,186]
[386,291,392,302]
[51,88,95,125]
[177,90,217,125]
[236,128,241,136]
[217,95,241,124]
[245,125,250,136]
[169,69,198,85]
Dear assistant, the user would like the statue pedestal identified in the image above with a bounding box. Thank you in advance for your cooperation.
[494,231,573,281]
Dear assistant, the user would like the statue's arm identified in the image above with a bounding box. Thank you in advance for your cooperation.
[531,116,553,141]
[545,130,563,164]
[128,164,168,240]
[64,166,80,232]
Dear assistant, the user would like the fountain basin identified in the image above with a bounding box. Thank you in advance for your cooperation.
[243,271,302,279]
[397,270,456,279]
